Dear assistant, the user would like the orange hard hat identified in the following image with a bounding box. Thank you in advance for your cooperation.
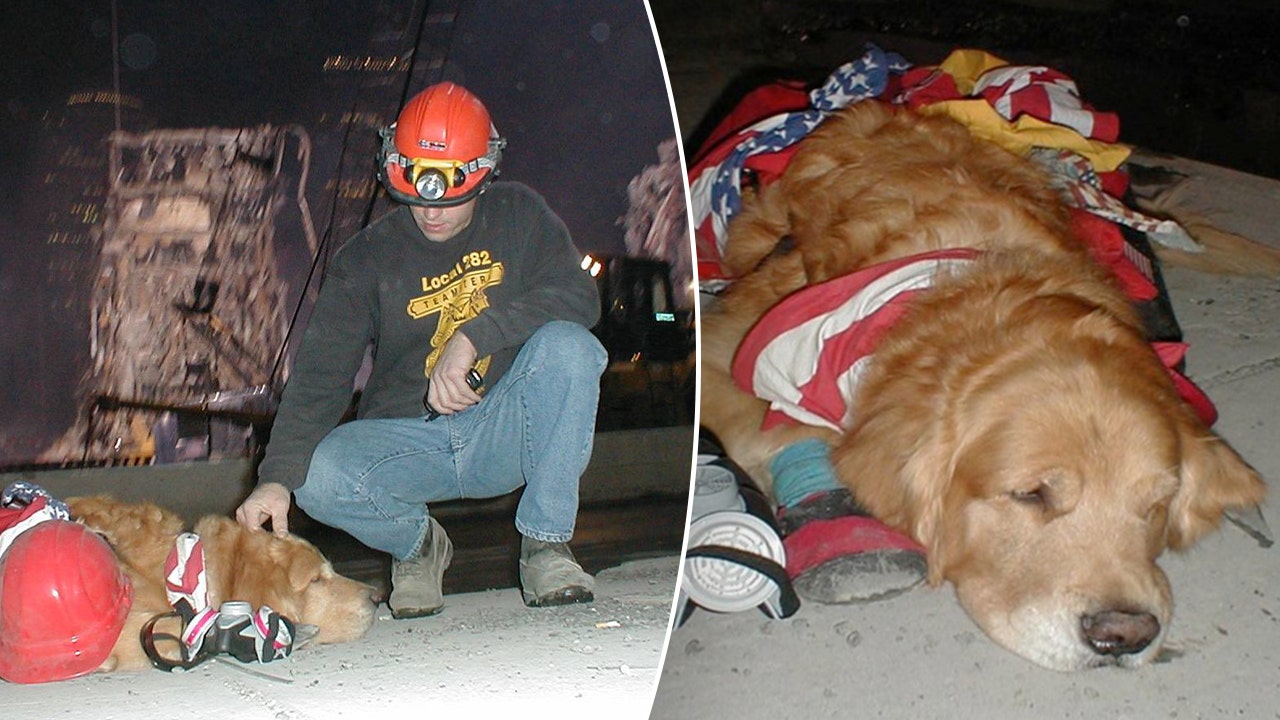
[0,520,132,683]
[378,82,505,207]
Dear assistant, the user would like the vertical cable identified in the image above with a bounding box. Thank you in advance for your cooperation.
[110,0,122,134]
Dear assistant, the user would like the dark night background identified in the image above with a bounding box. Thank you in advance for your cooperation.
[0,0,679,465]
[653,0,1280,182]
[5,0,1278,465]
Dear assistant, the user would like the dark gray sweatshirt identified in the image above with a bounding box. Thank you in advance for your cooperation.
[258,182,600,491]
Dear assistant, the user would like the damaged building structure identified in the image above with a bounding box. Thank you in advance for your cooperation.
[41,125,315,466]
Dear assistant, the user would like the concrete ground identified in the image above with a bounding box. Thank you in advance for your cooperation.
[650,8,1280,719]
[3,556,678,719]
[1,427,693,717]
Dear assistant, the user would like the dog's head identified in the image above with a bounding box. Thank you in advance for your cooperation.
[194,516,379,644]
[836,301,1266,671]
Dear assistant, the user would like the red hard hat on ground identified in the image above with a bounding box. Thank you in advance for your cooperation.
[0,520,132,683]
[378,82,505,207]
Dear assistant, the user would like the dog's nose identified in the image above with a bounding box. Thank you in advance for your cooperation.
[1081,610,1160,657]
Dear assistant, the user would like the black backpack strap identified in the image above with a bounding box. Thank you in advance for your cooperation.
[685,543,801,619]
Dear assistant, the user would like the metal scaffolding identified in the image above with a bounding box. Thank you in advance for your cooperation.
[41,125,312,466]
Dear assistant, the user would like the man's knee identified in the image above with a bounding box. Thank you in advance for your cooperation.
[292,481,317,515]
[294,424,357,513]
[291,458,325,516]
[527,321,607,376]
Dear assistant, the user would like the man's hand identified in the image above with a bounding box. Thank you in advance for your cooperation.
[235,482,292,537]
[427,331,482,416]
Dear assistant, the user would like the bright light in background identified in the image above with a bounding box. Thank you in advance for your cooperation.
[581,253,602,277]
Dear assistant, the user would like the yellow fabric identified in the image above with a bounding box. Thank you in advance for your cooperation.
[937,49,1010,94]
[919,100,1131,172]
[921,48,1131,172]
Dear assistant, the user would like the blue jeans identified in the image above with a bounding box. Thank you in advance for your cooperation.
[294,321,608,560]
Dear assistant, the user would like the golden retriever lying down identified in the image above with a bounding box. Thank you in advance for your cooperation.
[67,495,380,673]
[700,101,1266,671]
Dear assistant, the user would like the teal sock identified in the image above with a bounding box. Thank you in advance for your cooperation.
[770,439,841,509]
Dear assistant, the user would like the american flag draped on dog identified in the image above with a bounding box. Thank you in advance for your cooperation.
[689,44,1218,431]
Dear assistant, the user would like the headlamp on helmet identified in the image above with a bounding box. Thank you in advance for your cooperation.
[379,130,506,204]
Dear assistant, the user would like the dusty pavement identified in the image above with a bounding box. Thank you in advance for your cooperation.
[2,556,678,719]
[649,3,1280,718]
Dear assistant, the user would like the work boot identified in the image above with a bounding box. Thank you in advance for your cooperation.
[389,517,453,619]
[519,536,595,607]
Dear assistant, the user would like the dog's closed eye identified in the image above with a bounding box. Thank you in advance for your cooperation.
[1009,486,1048,506]
[1004,471,1072,514]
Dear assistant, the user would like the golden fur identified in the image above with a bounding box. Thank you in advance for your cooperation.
[67,495,379,673]
[700,101,1266,670]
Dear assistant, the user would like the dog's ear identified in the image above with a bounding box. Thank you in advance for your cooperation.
[833,423,953,585]
[899,439,956,586]
[1169,423,1266,550]
[280,541,324,591]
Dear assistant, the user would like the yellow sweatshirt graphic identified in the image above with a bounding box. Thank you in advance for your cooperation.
[406,252,504,378]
